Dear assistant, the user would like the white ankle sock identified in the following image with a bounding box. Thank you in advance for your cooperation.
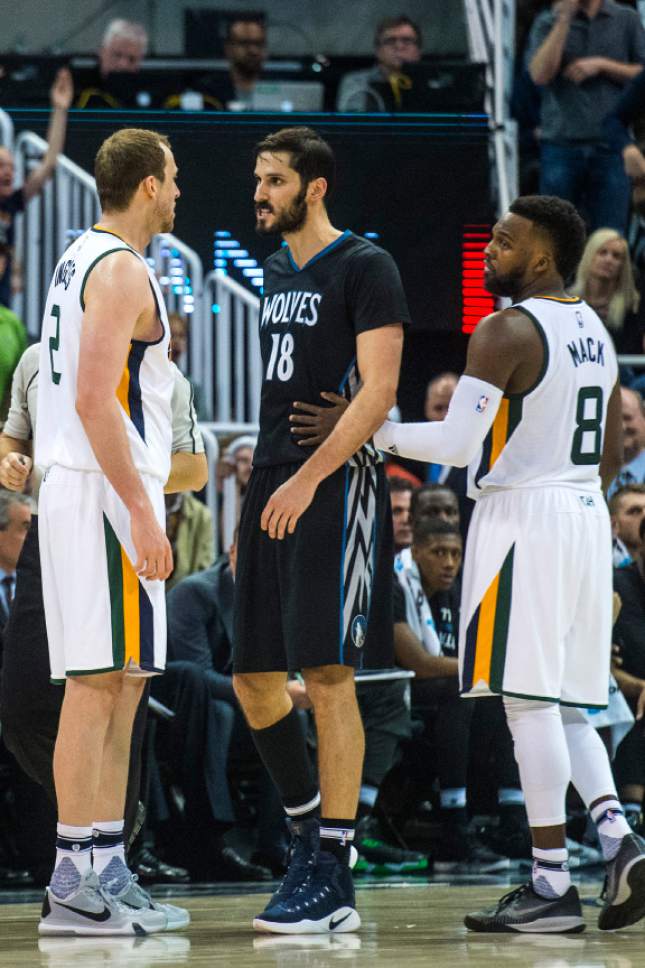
[51,823,93,898]
[532,846,570,899]
[92,820,126,876]
[590,799,632,861]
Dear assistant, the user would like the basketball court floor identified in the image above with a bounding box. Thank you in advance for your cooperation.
[1,871,643,968]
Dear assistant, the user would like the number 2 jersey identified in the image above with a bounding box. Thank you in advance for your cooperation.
[469,295,618,498]
[35,226,173,484]
[253,230,410,467]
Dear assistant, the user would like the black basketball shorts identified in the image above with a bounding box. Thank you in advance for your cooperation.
[233,461,393,673]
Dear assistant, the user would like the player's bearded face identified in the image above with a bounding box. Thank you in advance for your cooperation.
[255,184,308,236]
[484,262,527,299]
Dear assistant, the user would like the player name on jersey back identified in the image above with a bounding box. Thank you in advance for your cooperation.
[35,226,173,483]
[469,296,618,498]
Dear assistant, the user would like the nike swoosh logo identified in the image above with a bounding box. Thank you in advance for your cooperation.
[56,900,112,922]
[329,912,351,930]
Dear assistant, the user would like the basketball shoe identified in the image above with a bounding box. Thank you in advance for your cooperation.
[253,850,360,934]
[598,831,645,930]
[464,883,585,933]
[99,858,190,931]
[39,869,167,936]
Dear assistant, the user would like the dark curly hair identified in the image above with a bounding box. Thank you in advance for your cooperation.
[509,195,587,284]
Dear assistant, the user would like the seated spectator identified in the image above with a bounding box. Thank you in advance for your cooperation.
[389,476,413,553]
[0,489,31,659]
[609,484,645,565]
[0,245,26,420]
[218,435,256,548]
[527,0,645,233]
[609,387,645,495]
[0,69,72,308]
[76,20,147,108]
[410,482,460,528]
[612,515,645,830]
[336,16,422,112]
[392,517,518,872]
[571,229,643,354]
[197,16,267,110]
[164,537,309,877]
[165,491,214,592]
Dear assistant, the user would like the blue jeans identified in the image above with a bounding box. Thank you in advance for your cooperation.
[540,142,631,234]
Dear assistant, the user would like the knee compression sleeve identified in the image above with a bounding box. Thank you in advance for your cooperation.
[560,704,618,807]
[503,697,571,827]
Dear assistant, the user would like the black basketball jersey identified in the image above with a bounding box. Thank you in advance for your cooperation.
[253,231,410,467]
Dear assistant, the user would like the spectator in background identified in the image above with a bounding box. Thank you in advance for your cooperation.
[392,517,513,872]
[336,16,422,112]
[198,16,267,110]
[168,312,188,366]
[98,20,148,76]
[571,229,643,354]
[389,477,414,553]
[0,69,72,307]
[217,435,256,547]
[411,483,460,528]
[165,491,214,592]
[527,0,645,233]
[610,387,645,494]
[0,489,31,654]
[609,484,645,565]
[0,244,26,421]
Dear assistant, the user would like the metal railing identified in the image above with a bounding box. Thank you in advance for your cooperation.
[464,0,518,213]
[202,271,262,424]
[0,108,14,149]
[11,132,204,348]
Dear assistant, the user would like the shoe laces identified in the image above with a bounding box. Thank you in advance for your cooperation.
[494,883,532,911]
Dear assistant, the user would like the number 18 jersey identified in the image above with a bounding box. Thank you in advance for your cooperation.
[469,296,618,498]
[35,226,173,484]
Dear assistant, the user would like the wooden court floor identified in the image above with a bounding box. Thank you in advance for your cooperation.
[2,883,645,968]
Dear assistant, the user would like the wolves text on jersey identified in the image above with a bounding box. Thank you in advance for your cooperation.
[260,290,322,329]
[567,336,605,368]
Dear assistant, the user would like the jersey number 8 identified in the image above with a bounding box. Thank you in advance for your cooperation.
[266,333,295,382]
[570,386,603,465]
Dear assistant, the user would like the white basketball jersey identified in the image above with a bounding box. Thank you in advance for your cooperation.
[35,226,173,483]
[468,295,618,499]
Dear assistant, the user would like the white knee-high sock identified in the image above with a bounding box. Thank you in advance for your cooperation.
[560,706,620,806]
[503,698,571,827]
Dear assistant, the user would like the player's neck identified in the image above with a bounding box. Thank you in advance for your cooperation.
[283,213,343,270]
[95,213,153,254]
[513,275,567,303]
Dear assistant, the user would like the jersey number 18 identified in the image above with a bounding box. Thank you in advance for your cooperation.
[266,333,294,382]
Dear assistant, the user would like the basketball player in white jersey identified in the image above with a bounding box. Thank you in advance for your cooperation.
[375,195,645,933]
[35,129,180,935]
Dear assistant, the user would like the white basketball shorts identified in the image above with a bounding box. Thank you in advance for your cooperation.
[459,485,612,708]
[38,465,167,682]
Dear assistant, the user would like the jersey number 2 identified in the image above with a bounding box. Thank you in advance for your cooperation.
[570,386,603,465]
[266,333,294,382]
[49,304,62,385]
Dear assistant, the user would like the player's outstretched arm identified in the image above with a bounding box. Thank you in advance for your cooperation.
[77,252,172,580]
[374,309,529,466]
[261,323,403,540]
[600,379,624,494]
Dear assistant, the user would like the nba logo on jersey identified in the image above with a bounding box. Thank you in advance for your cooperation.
[475,395,489,413]
[576,310,584,328]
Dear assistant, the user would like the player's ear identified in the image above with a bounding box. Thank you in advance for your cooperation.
[533,248,550,276]
[308,177,327,202]
[141,174,157,200]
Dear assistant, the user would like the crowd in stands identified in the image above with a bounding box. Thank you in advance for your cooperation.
[3,2,645,887]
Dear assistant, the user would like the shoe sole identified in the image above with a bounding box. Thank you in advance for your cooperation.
[253,907,361,935]
[464,914,585,934]
[598,854,645,930]
[38,919,149,937]
[164,914,191,931]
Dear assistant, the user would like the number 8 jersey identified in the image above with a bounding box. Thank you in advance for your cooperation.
[469,295,618,498]
[35,226,173,484]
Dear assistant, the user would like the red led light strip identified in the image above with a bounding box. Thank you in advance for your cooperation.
[462,225,495,334]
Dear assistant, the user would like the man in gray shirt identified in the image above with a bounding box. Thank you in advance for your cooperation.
[336,15,422,112]
[527,0,645,234]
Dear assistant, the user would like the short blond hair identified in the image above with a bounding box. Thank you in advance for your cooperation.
[95,128,170,213]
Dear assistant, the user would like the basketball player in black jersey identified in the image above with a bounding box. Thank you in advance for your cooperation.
[232,127,409,934]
